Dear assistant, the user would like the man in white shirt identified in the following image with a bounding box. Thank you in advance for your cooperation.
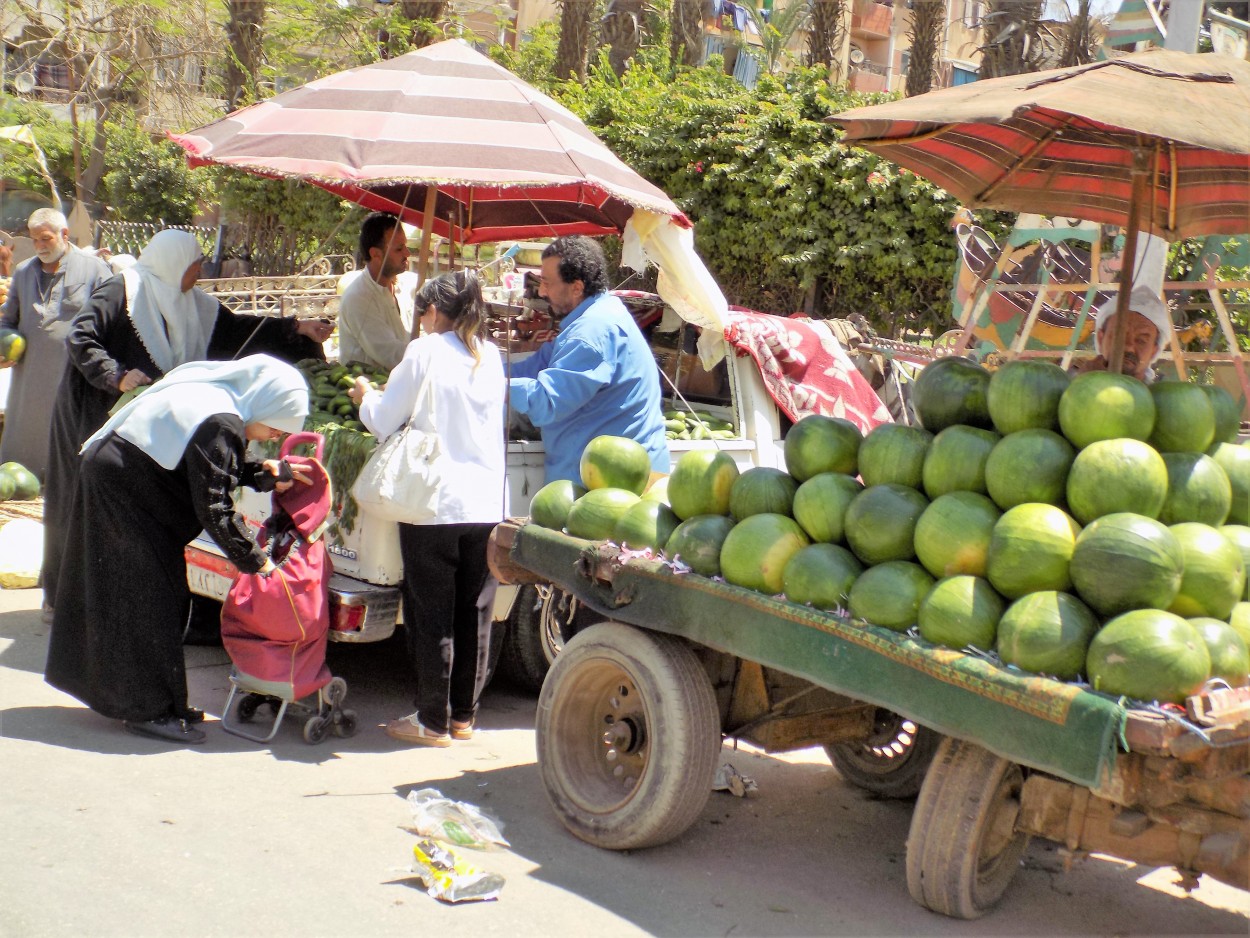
[336,213,413,369]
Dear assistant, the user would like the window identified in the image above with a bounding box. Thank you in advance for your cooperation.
[952,65,978,85]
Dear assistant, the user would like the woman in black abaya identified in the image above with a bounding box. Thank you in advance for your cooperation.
[45,355,310,745]
[40,229,332,618]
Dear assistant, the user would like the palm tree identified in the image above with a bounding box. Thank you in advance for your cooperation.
[1057,0,1099,68]
[905,0,945,97]
[399,2,448,49]
[599,0,647,76]
[671,0,704,68]
[225,0,265,109]
[742,0,811,75]
[556,0,598,81]
[978,0,1047,79]
[807,0,848,80]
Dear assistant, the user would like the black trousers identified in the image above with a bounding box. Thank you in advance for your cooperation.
[397,522,494,734]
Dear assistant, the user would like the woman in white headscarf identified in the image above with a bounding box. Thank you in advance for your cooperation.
[45,355,310,745]
[41,230,333,619]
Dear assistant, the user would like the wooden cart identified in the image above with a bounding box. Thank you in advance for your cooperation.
[490,521,1250,920]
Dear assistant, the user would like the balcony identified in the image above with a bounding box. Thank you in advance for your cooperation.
[849,58,890,93]
[851,0,894,39]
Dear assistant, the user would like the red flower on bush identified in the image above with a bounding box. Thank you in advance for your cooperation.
[867,171,886,188]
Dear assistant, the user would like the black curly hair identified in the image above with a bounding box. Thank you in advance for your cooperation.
[542,235,609,297]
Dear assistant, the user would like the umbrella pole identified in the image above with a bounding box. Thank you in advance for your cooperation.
[417,185,438,284]
[1107,149,1152,374]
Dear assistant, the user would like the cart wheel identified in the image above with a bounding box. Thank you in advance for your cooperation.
[333,709,359,738]
[303,714,330,744]
[237,693,266,723]
[536,621,721,851]
[324,677,348,707]
[825,709,941,799]
[905,737,1030,919]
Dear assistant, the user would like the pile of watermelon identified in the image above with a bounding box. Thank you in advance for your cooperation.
[528,358,1250,706]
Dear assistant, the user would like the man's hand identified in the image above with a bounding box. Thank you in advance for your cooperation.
[296,319,335,343]
[118,369,152,392]
[0,359,15,370]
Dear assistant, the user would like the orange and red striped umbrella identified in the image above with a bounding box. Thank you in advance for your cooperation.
[829,49,1250,242]
[170,40,688,244]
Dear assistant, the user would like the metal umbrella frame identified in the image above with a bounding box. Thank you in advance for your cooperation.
[829,48,1250,373]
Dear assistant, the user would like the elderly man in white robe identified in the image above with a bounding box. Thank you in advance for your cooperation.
[0,208,112,479]
[1073,286,1172,384]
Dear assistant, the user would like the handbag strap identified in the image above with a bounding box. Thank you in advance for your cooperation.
[393,348,439,438]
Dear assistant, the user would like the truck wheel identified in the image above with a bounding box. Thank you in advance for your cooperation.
[537,621,721,850]
[498,585,579,693]
[825,709,940,799]
[905,737,1029,919]
[183,596,223,646]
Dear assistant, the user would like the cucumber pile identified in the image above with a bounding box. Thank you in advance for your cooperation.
[296,359,390,432]
[663,408,736,441]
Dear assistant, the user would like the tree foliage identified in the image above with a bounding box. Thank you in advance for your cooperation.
[101,110,210,224]
[557,59,968,335]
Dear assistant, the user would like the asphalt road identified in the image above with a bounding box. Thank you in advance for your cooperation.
[1,584,1247,938]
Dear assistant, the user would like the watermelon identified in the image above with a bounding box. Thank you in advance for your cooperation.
[1148,380,1216,454]
[996,591,1100,681]
[664,514,736,577]
[1201,384,1241,446]
[987,360,1070,435]
[613,499,681,552]
[857,424,932,489]
[641,475,670,505]
[922,425,1000,499]
[0,328,24,364]
[1087,610,1211,703]
[666,449,739,520]
[1209,443,1250,525]
[1065,438,1168,524]
[782,543,862,611]
[0,474,15,501]
[0,463,39,501]
[791,473,862,543]
[1231,603,1250,650]
[985,503,1080,599]
[1058,371,1156,449]
[729,467,799,521]
[918,575,1004,652]
[844,483,929,565]
[1069,513,1184,617]
[912,356,993,433]
[984,429,1075,510]
[1167,522,1245,620]
[913,491,1000,579]
[580,435,651,495]
[530,479,587,531]
[1158,452,1232,526]
[783,415,862,482]
[565,488,641,541]
[848,561,936,632]
[719,513,810,595]
[1220,525,1250,600]
[1188,618,1250,686]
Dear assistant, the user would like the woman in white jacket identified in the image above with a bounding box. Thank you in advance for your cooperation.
[350,270,506,746]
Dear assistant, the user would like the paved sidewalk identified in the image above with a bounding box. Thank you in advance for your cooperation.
[1,584,1247,937]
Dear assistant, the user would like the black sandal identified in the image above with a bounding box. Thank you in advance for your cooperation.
[176,707,206,724]
[123,716,207,745]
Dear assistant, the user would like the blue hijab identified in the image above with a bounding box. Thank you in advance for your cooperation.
[82,355,309,470]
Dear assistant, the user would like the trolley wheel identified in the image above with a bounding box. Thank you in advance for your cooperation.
[236,693,267,723]
[825,709,941,799]
[333,708,359,738]
[303,714,331,744]
[905,737,1030,919]
[324,677,348,707]
[536,621,721,851]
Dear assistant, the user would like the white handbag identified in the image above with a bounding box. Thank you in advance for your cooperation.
[351,364,443,523]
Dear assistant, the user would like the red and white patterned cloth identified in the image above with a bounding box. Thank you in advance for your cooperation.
[722,307,891,434]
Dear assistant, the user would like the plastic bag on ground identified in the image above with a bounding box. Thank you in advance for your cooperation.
[411,839,504,903]
[405,788,509,849]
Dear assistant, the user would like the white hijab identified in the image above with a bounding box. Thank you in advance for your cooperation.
[122,230,218,373]
[82,355,309,470]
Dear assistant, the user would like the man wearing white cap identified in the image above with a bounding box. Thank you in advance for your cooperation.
[1075,285,1172,383]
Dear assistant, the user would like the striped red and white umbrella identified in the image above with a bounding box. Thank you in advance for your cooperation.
[169,39,688,244]
[828,49,1250,243]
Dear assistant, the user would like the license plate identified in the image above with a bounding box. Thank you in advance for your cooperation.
[185,547,238,602]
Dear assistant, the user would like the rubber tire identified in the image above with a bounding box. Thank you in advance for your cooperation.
[236,694,265,723]
[536,621,721,851]
[303,714,330,744]
[333,709,359,738]
[825,710,942,799]
[905,737,1030,919]
[497,585,576,694]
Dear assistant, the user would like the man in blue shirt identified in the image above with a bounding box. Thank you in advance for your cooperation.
[509,235,669,485]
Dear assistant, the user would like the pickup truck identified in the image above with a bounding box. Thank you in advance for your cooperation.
[184,300,897,691]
